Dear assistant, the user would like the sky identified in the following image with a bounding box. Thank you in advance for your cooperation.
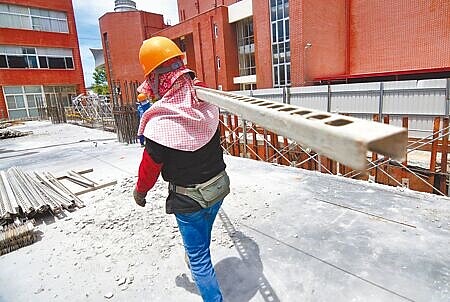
[72,0,179,87]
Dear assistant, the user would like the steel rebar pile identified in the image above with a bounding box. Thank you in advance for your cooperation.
[0,167,83,225]
[0,171,19,221]
[0,221,35,256]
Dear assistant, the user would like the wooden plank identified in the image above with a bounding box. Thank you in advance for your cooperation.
[429,117,440,173]
[75,180,118,196]
[56,168,93,180]
[429,117,440,190]
[440,117,449,194]
[233,115,240,156]
[69,170,98,186]
[226,114,234,155]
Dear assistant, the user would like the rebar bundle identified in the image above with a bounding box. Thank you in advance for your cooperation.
[0,167,115,256]
[0,129,32,139]
[0,221,36,256]
[0,167,84,225]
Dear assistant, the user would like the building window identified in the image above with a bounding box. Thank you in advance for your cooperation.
[3,86,44,119]
[44,85,76,108]
[0,46,74,70]
[0,3,68,33]
[236,17,255,77]
[3,85,76,119]
[270,0,290,87]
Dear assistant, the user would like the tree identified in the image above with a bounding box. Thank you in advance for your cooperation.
[92,66,109,95]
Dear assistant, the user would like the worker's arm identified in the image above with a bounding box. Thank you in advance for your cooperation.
[134,149,162,207]
[193,78,207,88]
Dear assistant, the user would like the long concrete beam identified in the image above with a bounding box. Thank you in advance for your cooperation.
[195,87,407,171]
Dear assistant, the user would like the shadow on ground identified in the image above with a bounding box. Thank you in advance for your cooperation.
[175,209,280,302]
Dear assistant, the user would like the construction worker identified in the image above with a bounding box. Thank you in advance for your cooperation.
[133,36,229,302]
[136,93,151,147]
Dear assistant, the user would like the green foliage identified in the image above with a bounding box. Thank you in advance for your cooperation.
[92,66,109,95]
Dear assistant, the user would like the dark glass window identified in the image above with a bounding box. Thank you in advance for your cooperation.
[65,57,73,69]
[0,55,7,68]
[236,18,255,78]
[270,0,290,87]
[47,57,65,69]
[285,20,289,40]
[27,56,38,68]
[38,56,48,68]
[277,20,283,42]
[22,48,36,54]
[7,55,27,68]
[272,23,276,43]
[287,64,291,83]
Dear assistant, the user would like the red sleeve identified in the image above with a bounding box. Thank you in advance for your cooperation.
[193,79,208,88]
[136,149,162,193]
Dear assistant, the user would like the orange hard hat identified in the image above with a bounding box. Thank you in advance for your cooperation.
[139,36,184,77]
[137,93,147,101]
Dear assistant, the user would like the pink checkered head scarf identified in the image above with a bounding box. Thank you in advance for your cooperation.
[137,60,219,151]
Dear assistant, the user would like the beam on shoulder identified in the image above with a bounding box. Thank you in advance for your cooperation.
[195,87,407,171]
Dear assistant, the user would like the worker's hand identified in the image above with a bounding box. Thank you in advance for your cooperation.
[133,188,147,207]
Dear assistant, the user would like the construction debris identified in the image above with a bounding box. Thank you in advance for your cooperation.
[0,120,24,129]
[0,129,32,139]
[0,167,77,225]
[0,122,12,129]
[55,168,118,197]
[66,94,116,131]
[0,167,117,225]
[0,221,36,256]
[0,167,117,255]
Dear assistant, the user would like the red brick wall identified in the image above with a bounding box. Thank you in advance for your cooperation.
[3,0,71,11]
[219,8,239,91]
[350,0,450,75]
[100,11,166,84]
[157,6,238,91]
[0,0,85,118]
[290,0,347,86]
[184,34,197,71]
[66,0,85,94]
[253,0,272,88]
[153,19,194,38]
[177,0,236,20]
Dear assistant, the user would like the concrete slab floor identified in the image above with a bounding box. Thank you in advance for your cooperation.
[0,121,448,302]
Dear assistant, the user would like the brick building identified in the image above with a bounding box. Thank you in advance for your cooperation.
[101,0,450,95]
[0,0,85,120]
[170,0,450,90]
[99,0,168,102]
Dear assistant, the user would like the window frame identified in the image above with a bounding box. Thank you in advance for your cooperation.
[270,0,291,88]
[236,17,256,77]
[0,3,68,33]
[0,46,74,70]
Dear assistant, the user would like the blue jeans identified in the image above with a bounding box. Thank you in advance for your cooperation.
[175,201,223,302]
